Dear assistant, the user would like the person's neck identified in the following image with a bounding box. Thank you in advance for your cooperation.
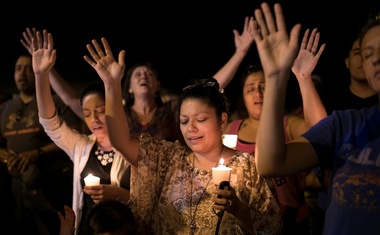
[246,116,261,129]
[96,136,113,151]
[349,79,376,98]
[132,96,157,115]
[19,92,35,103]
[192,146,225,171]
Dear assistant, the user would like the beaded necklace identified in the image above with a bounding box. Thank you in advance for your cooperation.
[95,147,115,166]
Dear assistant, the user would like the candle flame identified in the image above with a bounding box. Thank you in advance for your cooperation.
[219,158,225,166]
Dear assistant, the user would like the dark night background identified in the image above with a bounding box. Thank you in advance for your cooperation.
[1,0,379,107]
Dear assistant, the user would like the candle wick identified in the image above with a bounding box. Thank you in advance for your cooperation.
[218,147,224,166]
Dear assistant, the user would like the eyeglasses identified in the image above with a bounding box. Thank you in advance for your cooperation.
[183,80,224,93]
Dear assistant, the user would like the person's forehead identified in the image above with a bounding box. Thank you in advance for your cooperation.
[82,93,105,103]
[244,73,265,85]
[16,56,32,65]
[133,65,151,73]
[362,25,380,48]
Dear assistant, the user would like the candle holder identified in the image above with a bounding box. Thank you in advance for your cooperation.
[212,158,232,185]
[84,174,100,186]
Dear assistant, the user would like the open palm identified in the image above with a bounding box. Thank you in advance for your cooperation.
[84,38,125,83]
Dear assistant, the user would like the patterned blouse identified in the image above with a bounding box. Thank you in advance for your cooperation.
[129,134,282,235]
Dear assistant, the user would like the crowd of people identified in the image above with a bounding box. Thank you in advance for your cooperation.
[224,27,327,235]
[0,2,379,235]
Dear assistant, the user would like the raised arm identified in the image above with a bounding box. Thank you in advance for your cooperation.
[292,28,327,125]
[32,29,57,119]
[287,28,327,137]
[83,38,140,167]
[21,27,83,119]
[213,16,255,89]
[254,3,318,176]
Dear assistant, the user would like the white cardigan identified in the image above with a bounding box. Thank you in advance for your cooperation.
[39,113,130,234]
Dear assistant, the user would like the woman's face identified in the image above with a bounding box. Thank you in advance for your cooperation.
[82,93,108,138]
[179,98,225,154]
[243,71,265,120]
[128,65,160,98]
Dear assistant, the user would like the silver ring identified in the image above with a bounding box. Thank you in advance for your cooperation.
[312,51,316,56]
[226,199,232,207]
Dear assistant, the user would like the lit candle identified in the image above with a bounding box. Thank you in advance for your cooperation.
[84,174,100,186]
[212,158,232,185]
[222,134,238,149]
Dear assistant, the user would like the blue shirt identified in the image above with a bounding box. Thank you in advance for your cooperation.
[303,105,380,235]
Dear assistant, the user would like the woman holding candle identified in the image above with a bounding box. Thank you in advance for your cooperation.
[80,35,282,234]
[31,32,131,235]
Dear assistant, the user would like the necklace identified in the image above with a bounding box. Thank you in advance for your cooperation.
[189,147,224,233]
[95,147,115,166]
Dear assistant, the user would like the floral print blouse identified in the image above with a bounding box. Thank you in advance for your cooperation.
[129,134,282,235]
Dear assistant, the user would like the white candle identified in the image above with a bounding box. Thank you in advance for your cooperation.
[84,174,100,186]
[222,134,238,149]
[212,158,232,185]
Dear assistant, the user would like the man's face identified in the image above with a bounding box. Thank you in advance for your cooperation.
[14,55,35,94]
[347,39,366,82]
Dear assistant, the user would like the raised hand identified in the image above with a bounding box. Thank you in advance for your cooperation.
[83,38,126,84]
[20,27,37,55]
[252,2,301,80]
[31,30,56,77]
[291,28,326,79]
[213,16,256,88]
[233,16,256,54]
